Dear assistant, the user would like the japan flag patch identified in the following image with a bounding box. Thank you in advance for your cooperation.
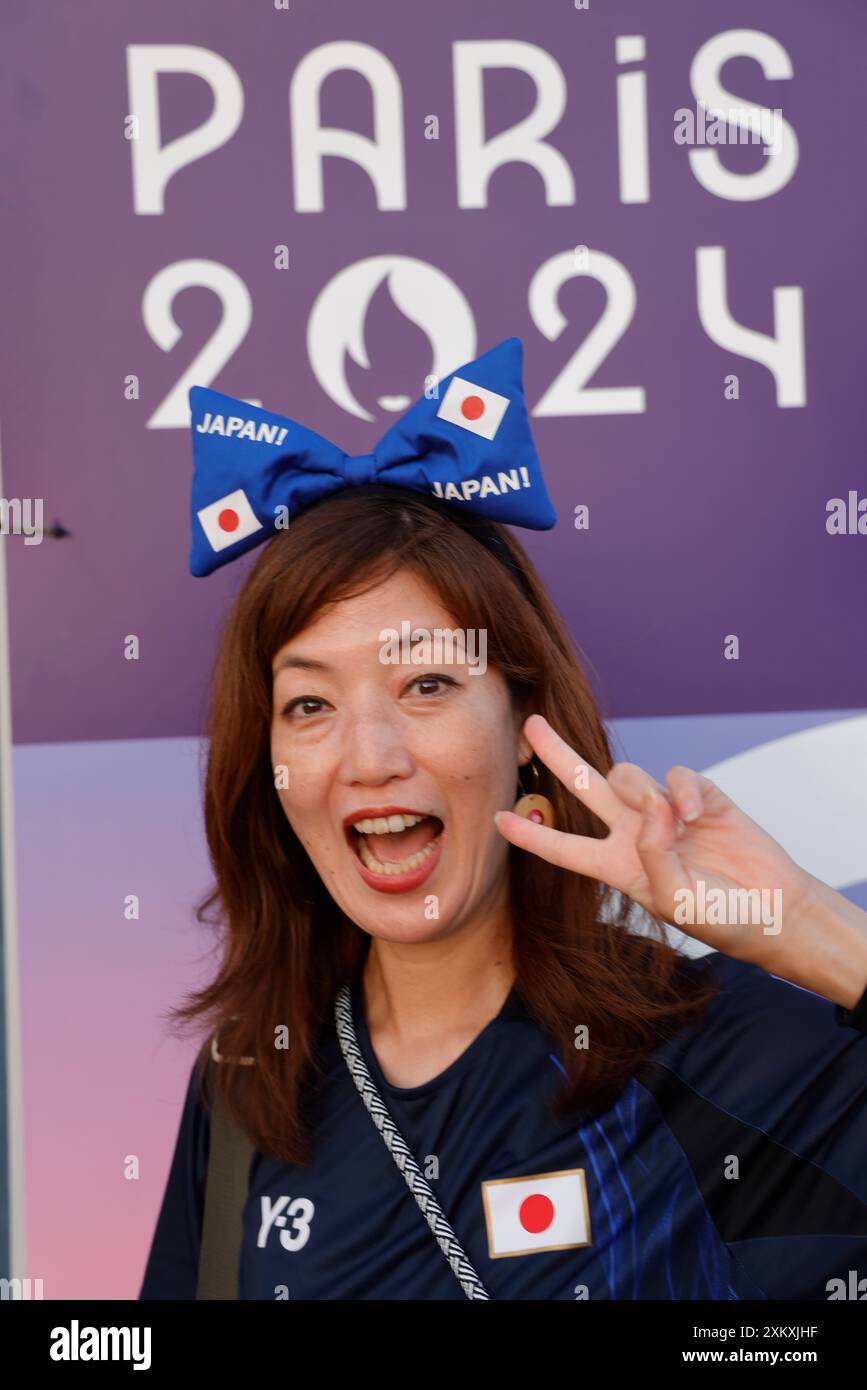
[481,1169,591,1258]
[197,487,263,553]
[436,376,510,441]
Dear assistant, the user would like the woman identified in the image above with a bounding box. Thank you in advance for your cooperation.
[140,340,867,1301]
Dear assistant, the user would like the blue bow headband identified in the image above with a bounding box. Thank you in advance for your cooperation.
[188,336,557,578]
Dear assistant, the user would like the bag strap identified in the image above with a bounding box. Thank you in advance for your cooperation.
[196,1062,254,1300]
[195,992,493,1302]
[333,984,490,1300]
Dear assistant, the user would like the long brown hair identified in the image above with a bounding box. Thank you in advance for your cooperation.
[170,487,717,1162]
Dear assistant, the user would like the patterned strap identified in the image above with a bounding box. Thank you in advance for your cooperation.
[333,985,490,1301]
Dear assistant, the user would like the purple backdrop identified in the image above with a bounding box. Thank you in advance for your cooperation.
[2,0,865,746]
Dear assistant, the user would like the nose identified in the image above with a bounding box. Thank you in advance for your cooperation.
[336,695,416,788]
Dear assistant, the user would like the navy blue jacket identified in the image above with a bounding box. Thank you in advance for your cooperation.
[140,952,867,1300]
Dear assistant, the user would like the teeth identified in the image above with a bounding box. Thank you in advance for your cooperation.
[348,811,443,878]
[357,830,441,876]
[351,812,426,834]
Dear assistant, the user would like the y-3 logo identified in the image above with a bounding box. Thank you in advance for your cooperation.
[257,1196,315,1252]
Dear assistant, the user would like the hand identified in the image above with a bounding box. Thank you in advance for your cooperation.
[495,714,814,973]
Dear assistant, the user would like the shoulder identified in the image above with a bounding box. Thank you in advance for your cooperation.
[172,1045,217,1193]
[139,1046,215,1301]
[668,949,863,1063]
[634,952,867,1299]
[641,950,867,1192]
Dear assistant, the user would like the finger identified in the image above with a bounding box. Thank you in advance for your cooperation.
[607,762,670,815]
[636,791,688,910]
[665,766,704,823]
[523,714,625,830]
[693,771,734,810]
[494,808,608,879]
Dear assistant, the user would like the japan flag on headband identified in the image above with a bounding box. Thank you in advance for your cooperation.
[197,487,263,553]
[481,1169,591,1258]
[436,376,510,441]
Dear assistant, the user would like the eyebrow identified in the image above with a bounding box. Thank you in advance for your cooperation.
[271,620,452,676]
[272,654,333,675]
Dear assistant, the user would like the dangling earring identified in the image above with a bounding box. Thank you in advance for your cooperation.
[512,760,556,828]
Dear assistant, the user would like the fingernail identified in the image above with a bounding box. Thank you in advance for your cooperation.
[681,800,701,822]
[493,811,502,826]
[643,791,658,816]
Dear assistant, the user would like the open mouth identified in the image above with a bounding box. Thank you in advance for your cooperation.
[345,810,444,879]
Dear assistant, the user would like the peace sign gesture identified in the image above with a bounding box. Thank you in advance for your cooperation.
[495,716,867,995]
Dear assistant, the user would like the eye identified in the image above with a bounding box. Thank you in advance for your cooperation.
[405,674,459,697]
[280,695,330,719]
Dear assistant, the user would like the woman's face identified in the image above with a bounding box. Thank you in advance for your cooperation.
[270,568,532,943]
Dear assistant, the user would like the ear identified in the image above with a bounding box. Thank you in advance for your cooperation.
[511,696,534,765]
[517,729,534,766]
